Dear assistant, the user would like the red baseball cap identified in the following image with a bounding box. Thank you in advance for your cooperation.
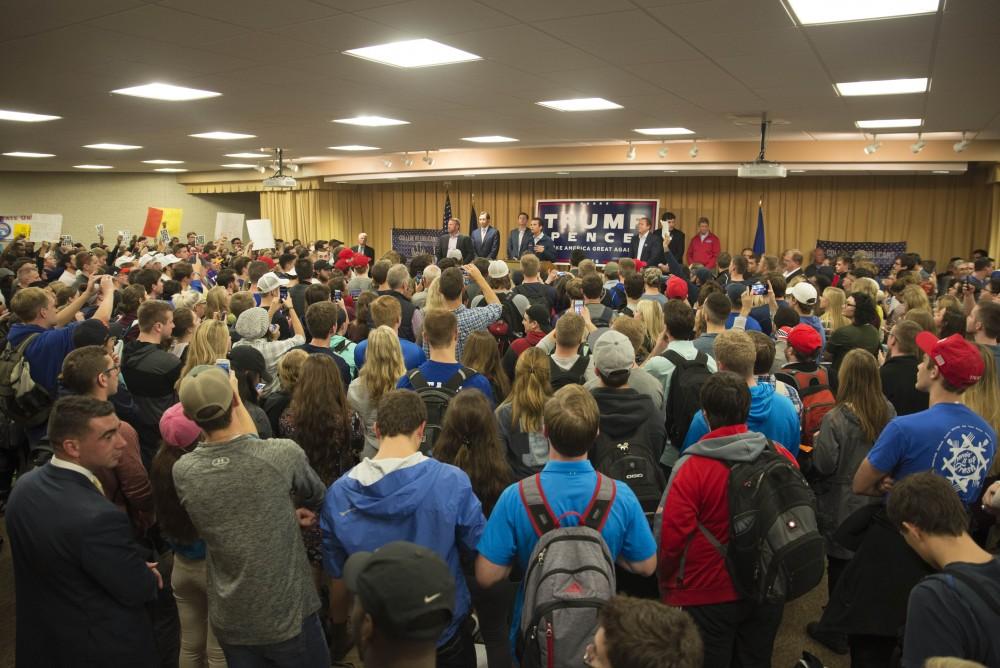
[351,253,370,267]
[787,324,822,356]
[634,260,647,271]
[915,332,984,389]
[334,259,351,273]
[666,275,688,300]
[258,255,276,269]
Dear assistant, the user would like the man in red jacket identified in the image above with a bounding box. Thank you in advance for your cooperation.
[658,371,795,667]
[686,217,721,268]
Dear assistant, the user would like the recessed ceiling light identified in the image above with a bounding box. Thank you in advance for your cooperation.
[142,159,184,164]
[225,152,269,158]
[634,127,695,136]
[112,82,221,101]
[221,163,256,168]
[461,135,518,143]
[786,0,939,25]
[344,38,481,68]
[190,131,257,140]
[932,170,951,174]
[835,78,929,96]
[789,169,807,173]
[84,143,142,150]
[329,145,381,151]
[556,171,570,175]
[856,118,922,129]
[154,167,188,173]
[3,151,55,158]
[74,164,113,169]
[537,98,623,112]
[663,170,678,173]
[333,116,409,127]
[0,109,61,122]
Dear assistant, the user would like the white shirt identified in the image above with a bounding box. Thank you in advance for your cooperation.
[448,235,459,252]
[58,269,79,287]
[50,456,104,493]
[636,232,648,259]
[517,229,525,251]
[349,452,427,485]
[783,267,800,278]
[699,233,709,242]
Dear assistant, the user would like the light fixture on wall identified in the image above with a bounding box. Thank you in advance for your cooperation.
[422,150,434,165]
[689,139,699,158]
[863,135,881,155]
[381,158,393,168]
[625,141,636,161]
[657,141,668,158]
[953,131,970,153]
[402,152,413,167]
[910,133,926,154]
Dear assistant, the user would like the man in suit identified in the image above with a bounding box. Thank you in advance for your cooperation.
[472,211,500,259]
[782,248,804,281]
[628,216,665,268]
[7,395,161,667]
[354,233,375,262]
[662,211,685,260]
[437,218,474,263]
[528,216,556,262]
[507,211,532,260]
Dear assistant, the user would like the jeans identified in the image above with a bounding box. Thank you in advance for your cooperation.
[436,617,477,668]
[172,553,227,668]
[684,599,784,668]
[219,613,330,668]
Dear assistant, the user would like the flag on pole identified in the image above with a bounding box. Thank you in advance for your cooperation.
[441,193,452,232]
[753,204,766,255]
[469,199,477,237]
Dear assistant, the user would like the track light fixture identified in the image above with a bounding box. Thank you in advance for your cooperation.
[689,139,698,159]
[863,135,881,155]
[402,152,413,167]
[254,164,267,174]
[381,158,393,168]
[422,150,434,166]
[657,142,668,158]
[625,141,636,161]
[953,131,970,153]
[910,133,926,154]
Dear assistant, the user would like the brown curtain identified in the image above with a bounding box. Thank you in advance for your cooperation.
[258,170,995,263]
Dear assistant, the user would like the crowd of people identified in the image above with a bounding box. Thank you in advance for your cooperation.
[0,210,998,668]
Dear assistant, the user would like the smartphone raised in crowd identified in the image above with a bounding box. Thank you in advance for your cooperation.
[751,282,769,296]
[279,286,288,301]
[334,289,342,301]
[574,299,584,315]
[216,358,231,374]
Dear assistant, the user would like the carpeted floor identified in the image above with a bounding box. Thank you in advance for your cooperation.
[0,518,848,668]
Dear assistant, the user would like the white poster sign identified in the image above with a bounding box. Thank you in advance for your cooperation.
[246,218,275,249]
[29,213,63,241]
[215,212,245,241]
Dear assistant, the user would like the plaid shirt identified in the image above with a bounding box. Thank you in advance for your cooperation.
[756,374,803,418]
[423,303,502,360]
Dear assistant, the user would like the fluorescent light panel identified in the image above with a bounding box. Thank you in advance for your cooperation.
[786,0,940,25]
[142,159,184,164]
[225,152,269,158]
[190,131,256,140]
[3,151,54,158]
[84,143,142,150]
[221,163,255,168]
[333,116,409,127]
[345,38,481,68]
[0,109,61,122]
[74,164,113,169]
[461,136,518,143]
[537,98,623,112]
[856,118,923,128]
[112,82,221,101]
[154,167,188,172]
[835,78,928,96]
[634,127,694,135]
[329,145,380,151]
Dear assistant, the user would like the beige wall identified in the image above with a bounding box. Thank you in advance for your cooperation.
[0,172,258,244]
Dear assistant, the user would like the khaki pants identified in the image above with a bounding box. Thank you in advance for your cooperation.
[172,553,227,668]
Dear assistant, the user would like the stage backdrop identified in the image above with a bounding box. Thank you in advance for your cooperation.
[391,228,438,259]
[817,239,907,276]
[536,199,659,263]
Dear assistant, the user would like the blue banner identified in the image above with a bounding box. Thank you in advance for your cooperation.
[391,228,439,261]
[816,239,906,277]
[535,199,659,263]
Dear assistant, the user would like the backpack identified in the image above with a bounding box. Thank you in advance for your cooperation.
[591,424,665,524]
[586,304,615,328]
[517,473,617,668]
[689,440,825,604]
[406,366,475,454]
[788,367,835,448]
[662,350,713,449]
[549,355,590,390]
[487,295,524,355]
[513,283,552,312]
[0,333,53,428]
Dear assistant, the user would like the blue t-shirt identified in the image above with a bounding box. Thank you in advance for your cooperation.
[867,403,996,506]
[397,360,494,406]
[726,312,762,331]
[477,460,657,645]
[683,383,801,455]
[355,337,426,372]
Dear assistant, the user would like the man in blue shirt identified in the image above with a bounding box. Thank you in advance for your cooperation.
[788,282,826,355]
[355,295,426,372]
[398,309,493,406]
[475,384,657,647]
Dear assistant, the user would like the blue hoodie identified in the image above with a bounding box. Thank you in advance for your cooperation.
[320,457,485,646]
[682,383,801,456]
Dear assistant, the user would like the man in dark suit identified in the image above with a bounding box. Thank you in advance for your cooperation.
[628,216,665,268]
[507,211,532,259]
[6,395,160,667]
[782,248,804,282]
[472,211,500,259]
[527,216,556,262]
[437,217,474,263]
[353,232,375,261]
[662,211,685,260]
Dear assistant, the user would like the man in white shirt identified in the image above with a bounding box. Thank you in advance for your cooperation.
[355,233,375,262]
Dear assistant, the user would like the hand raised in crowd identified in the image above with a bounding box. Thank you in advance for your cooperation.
[146,562,164,590]
[99,275,115,295]
[462,262,483,281]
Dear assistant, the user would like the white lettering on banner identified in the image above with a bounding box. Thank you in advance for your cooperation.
[544,214,559,228]
[605,214,625,230]
[629,214,645,229]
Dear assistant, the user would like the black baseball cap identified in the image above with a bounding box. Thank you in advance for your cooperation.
[343,541,455,641]
[525,304,552,332]
[228,345,272,384]
[314,259,333,272]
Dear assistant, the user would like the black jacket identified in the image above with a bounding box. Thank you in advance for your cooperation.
[437,234,474,263]
[879,354,929,416]
[122,340,181,465]
[665,228,685,261]
[377,289,418,341]
[628,233,665,267]
[589,386,667,462]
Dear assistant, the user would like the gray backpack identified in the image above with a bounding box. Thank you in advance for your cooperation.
[517,473,617,668]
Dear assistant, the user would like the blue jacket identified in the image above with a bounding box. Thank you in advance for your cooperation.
[320,458,485,645]
[683,383,801,455]
[7,322,81,395]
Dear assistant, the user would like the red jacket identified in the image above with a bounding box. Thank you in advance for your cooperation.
[658,425,796,607]
[510,329,546,356]
[686,232,721,268]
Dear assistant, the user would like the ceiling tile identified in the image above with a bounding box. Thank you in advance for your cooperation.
[475,0,634,23]
[268,13,408,49]
[645,0,795,35]
[355,0,519,35]
[86,5,252,47]
[535,10,676,45]
[0,0,148,42]
[158,0,341,30]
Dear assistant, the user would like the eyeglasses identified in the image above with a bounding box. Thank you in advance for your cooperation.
[102,364,120,376]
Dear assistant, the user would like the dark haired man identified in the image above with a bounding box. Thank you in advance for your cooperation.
[425,264,500,360]
[528,217,556,262]
[591,595,702,668]
[507,212,531,260]
[693,292,732,358]
[967,298,1000,370]
[437,219,474,264]
[880,320,930,416]
[662,211,685,260]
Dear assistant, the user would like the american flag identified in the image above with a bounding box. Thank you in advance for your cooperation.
[441,193,452,232]
[469,202,477,236]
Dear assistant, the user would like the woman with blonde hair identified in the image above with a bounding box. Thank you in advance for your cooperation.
[347,325,406,459]
[423,276,446,311]
[261,348,307,434]
[462,330,510,403]
[496,347,553,479]
[634,299,665,353]
[203,286,230,323]
[176,320,231,388]
[963,345,1000,473]
[820,286,847,336]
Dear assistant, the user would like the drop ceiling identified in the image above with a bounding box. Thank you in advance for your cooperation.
[2,0,999,173]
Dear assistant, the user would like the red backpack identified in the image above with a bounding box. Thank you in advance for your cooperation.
[788,367,835,447]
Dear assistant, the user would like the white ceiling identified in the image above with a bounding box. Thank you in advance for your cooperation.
[2,0,999,173]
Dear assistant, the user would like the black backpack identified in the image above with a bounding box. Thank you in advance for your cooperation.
[512,283,552,311]
[693,440,825,604]
[0,333,54,428]
[663,350,713,449]
[591,423,665,524]
[406,366,475,454]
[586,304,615,328]
[549,355,590,390]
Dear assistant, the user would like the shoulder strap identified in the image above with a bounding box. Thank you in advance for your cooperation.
[944,568,1000,617]
[662,349,684,365]
[581,473,616,532]
[15,332,41,355]
[443,367,473,391]
[519,474,558,537]
[407,368,428,390]
[570,355,590,375]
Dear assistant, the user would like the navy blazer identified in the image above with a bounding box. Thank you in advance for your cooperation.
[507,228,532,259]
[472,226,500,259]
[437,233,475,263]
[628,233,666,268]
[7,464,158,667]
[528,234,557,262]
[353,244,375,261]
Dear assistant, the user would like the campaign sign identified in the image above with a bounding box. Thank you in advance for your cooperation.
[392,228,439,261]
[817,239,907,277]
[535,199,659,263]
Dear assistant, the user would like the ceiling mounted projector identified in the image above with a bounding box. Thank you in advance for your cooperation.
[737,115,787,179]
[262,147,297,188]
